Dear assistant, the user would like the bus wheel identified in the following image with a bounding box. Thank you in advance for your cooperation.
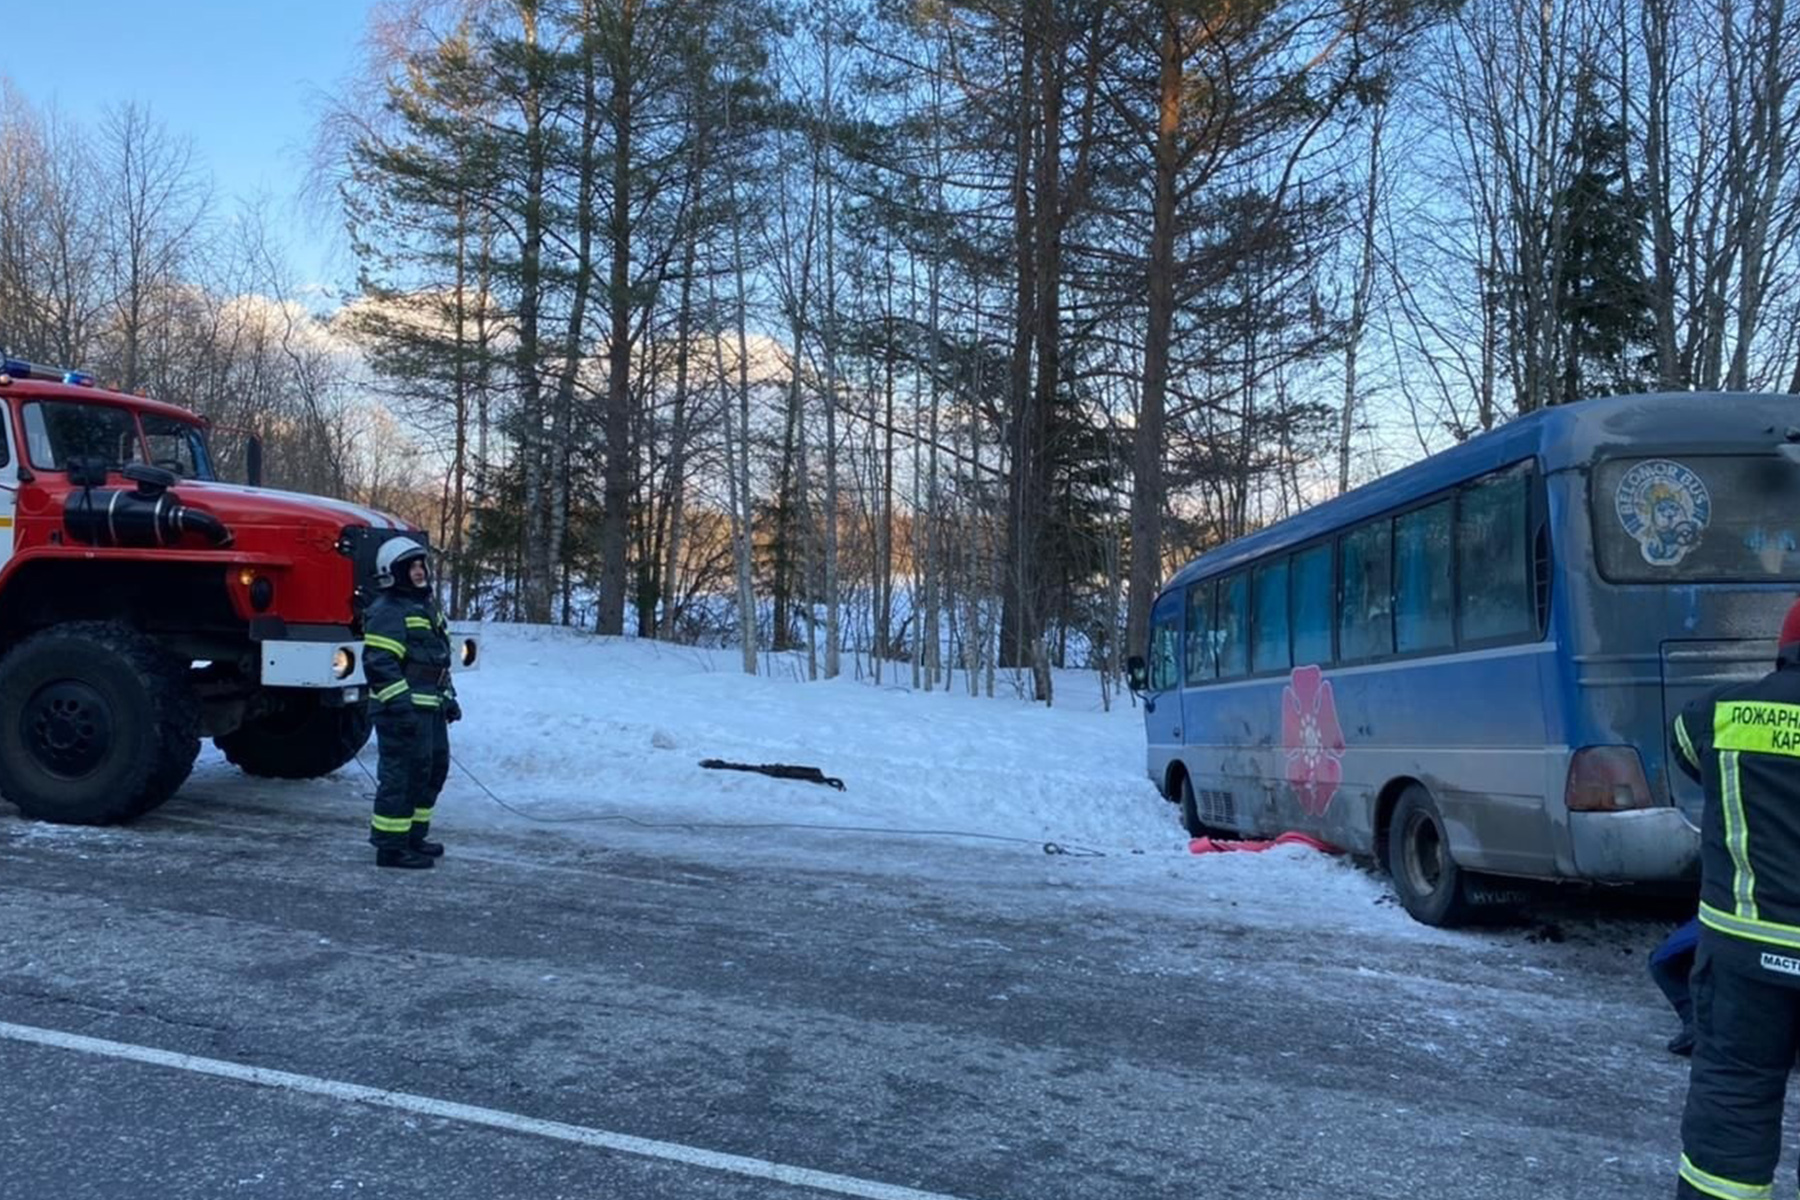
[1386,785,1475,927]
[1179,775,1222,838]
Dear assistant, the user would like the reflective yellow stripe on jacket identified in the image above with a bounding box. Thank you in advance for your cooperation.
[1675,713,1700,769]
[1718,750,1758,919]
[1698,902,1800,952]
[365,633,407,659]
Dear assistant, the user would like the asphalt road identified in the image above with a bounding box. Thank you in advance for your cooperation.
[0,765,1705,1200]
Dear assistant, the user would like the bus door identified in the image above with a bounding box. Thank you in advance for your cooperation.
[1144,589,1185,777]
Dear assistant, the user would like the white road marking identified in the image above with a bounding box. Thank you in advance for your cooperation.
[0,1020,978,1200]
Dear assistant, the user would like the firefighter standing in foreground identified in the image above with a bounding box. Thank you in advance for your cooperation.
[363,537,461,869]
[1672,597,1800,1199]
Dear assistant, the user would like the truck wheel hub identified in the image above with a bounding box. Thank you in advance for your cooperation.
[25,684,111,777]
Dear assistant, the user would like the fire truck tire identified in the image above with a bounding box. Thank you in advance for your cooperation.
[0,622,200,824]
[216,693,372,779]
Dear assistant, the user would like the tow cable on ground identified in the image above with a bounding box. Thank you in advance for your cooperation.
[350,751,1106,857]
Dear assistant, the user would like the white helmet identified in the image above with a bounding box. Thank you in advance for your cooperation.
[374,536,429,588]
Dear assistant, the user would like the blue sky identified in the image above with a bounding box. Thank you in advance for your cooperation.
[3,0,375,290]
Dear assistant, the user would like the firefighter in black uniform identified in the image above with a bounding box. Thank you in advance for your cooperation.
[363,536,461,869]
[1673,597,1800,1199]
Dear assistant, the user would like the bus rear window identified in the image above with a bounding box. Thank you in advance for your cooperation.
[1595,455,1800,582]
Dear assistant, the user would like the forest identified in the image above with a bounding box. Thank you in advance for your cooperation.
[2,0,1797,702]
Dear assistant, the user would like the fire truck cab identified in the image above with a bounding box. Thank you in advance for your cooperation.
[0,354,477,824]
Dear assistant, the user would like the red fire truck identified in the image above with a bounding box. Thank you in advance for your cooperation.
[0,354,477,824]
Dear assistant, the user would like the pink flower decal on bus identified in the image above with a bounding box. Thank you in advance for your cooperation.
[1281,665,1346,816]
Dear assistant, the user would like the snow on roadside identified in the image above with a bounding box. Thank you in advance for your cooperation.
[428,623,1430,938]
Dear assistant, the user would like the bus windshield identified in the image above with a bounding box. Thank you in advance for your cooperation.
[1595,454,1800,582]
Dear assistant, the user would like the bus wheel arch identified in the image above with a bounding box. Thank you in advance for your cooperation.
[1163,761,1190,805]
[1164,762,1209,837]
[1372,777,1420,871]
[1382,781,1477,927]
[1170,764,1230,838]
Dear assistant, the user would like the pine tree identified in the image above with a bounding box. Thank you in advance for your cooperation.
[1553,74,1654,404]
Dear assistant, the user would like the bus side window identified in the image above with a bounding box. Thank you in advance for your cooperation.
[1457,469,1534,643]
[1217,573,1249,678]
[1184,580,1216,684]
[1292,543,1334,666]
[1252,558,1291,673]
[1396,500,1454,653]
[1339,522,1393,662]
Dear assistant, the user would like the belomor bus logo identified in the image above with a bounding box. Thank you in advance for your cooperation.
[1282,665,1346,816]
[1614,458,1711,566]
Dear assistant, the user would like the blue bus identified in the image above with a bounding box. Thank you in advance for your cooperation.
[1130,393,1800,925]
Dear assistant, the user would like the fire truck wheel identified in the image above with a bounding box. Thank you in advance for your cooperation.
[0,622,200,824]
[216,692,372,779]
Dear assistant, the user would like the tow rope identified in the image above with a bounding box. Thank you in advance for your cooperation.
[699,759,847,791]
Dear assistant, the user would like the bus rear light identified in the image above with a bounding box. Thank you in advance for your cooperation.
[1566,746,1655,811]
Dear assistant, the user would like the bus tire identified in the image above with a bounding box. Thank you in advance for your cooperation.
[217,691,372,780]
[1179,775,1220,838]
[0,621,200,824]
[1386,785,1476,927]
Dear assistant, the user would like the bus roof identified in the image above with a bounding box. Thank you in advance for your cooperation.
[1163,391,1799,593]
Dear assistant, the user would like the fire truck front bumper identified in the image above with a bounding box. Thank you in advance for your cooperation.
[258,632,481,699]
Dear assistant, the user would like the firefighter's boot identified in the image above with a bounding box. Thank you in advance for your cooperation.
[375,845,436,870]
[409,836,445,857]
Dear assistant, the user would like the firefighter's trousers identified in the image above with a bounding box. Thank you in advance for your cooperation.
[369,705,450,848]
[1678,937,1800,1199]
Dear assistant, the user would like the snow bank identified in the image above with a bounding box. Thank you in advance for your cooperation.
[447,624,1167,851]
[422,624,1426,937]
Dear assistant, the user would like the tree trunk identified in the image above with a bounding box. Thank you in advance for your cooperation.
[516,3,551,623]
[1126,5,1179,666]
[999,0,1040,680]
[554,17,601,630]
[820,14,842,679]
[1339,103,1383,494]
[597,0,639,636]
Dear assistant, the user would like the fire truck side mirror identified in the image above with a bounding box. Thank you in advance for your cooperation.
[245,434,264,488]
[66,456,109,488]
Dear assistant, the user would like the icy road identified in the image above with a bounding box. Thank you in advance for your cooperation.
[0,778,1696,1199]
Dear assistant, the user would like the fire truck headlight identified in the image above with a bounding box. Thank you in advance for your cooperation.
[248,576,274,612]
[459,638,479,668]
[333,648,355,680]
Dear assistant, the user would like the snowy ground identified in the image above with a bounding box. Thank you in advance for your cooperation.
[405,623,1463,941]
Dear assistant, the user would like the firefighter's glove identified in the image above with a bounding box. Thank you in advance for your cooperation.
[444,697,463,724]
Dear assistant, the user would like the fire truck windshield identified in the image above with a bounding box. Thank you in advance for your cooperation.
[141,413,215,480]
[22,400,215,480]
